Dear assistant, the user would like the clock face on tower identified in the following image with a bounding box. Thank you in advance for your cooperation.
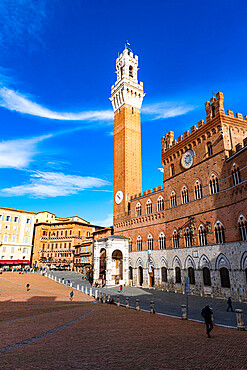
[181,149,195,169]
[115,190,123,204]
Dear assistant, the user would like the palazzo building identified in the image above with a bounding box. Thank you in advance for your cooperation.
[32,211,101,270]
[0,207,36,269]
[110,46,247,300]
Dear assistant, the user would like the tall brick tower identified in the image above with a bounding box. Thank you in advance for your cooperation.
[110,46,145,221]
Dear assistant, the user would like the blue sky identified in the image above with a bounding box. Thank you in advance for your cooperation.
[0,0,246,226]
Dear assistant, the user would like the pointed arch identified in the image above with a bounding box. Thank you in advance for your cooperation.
[184,255,196,269]
[157,195,164,211]
[146,256,155,269]
[172,255,182,269]
[136,202,142,217]
[215,253,231,270]
[240,251,247,270]
[135,257,144,268]
[199,254,212,270]
[159,256,168,268]
[146,199,152,214]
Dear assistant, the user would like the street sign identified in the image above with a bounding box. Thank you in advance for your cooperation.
[185,276,190,293]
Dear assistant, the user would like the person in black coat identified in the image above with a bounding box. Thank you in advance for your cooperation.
[226,296,234,312]
[201,304,213,338]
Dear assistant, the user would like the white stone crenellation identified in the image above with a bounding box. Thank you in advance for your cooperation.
[110,47,145,112]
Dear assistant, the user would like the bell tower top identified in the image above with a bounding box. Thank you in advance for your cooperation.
[110,45,145,112]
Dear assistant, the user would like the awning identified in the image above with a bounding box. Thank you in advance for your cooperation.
[0,260,30,265]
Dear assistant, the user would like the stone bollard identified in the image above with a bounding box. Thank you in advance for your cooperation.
[85,287,88,295]
[107,293,111,302]
[90,288,93,296]
[95,289,98,300]
[81,286,84,293]
[58,278,61,283]
[126,297,129,308]
[99,291,102,302]
[117,295,120,307]
[181,304,187,320]
[235,309,245,331]
[150,300,155,314]
[103,292,106,304]
[136,299,140,311]
[70,282,72,288]
[77,284,80,291]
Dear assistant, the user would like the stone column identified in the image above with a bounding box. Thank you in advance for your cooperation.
[181,304,187,320]
[235,309,245,330]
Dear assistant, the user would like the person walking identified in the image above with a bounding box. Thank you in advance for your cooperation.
[201,304,213,338]
[226,296,234,312]
[118,285,123,293]
[70,290,74,302]
[26,283,30,291]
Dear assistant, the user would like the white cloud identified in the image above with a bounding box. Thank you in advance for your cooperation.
[91,214,113,227]
[0,134,52,169]
[142,102,195,119]
[1,171,111,198]
[0,87,113,122]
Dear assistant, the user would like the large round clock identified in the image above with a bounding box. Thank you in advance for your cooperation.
[181,149,195,169]
[115,190,123,204]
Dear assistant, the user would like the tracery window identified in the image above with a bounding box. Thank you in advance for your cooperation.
[188,267,195,285]
[182,187,189,204]
[146,199,152,215]
[195,181,203,199]
[159,232,166,249]
[232,165,241,186]
[199,225,207,246]
[170,192,177,208]
[148,234,153,250]
[207,142,213,156]
[215,221,225,244]
[210,175,219,194]
[173,230,179,248]
[157,196,164,212]
[184,227,192,247]
[175,267,181,283]
[136,202,142,217]
[238,216,247,241]
[203,267,211,286]
[137,236,142,251]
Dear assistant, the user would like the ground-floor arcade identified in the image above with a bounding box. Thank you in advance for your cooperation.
[129,241,247,301]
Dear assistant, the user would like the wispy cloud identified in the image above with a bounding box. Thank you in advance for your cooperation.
[1,171,111,198]
[0,134,52,169]
[0,85,195,124]
[142,102,195,119]
[91,214,113,227]
[0,0,56,52]
[0,87,113,122]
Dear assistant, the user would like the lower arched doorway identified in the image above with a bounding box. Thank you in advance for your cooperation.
[99,248,106,284]
[149,266,154,287]
[112,250,123,284]
[138,266,143,286]
[129,266,133,285]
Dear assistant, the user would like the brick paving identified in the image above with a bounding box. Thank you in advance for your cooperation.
[0,273,247,369]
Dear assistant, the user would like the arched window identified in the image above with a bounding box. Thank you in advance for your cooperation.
[220,267,230,288]
[129,65,133,78]
[212,105,216,118]
[215,221,225,244]
[159,232,166,249]
[129,238,132,252]
[210,174,219,194]
[136,202,142,217]
[232,165,241,186]
[188,267,195,285]
[148,234,153,250]
[203,267,211,286]
[161,267,167,282]
[170,191,177,208]
[195,181,203,199]
[199,225,207,246]
[173,230,179,248]
[185,227,192,247]
[171,164,175,176]
[137,236,142,251]
[175,267,181,284]
[238,216,247,241]
[207,142,213,156]
[157,196,164,212]
[146,199,152,214]
[182,187,189,204]
[65,230,67,237]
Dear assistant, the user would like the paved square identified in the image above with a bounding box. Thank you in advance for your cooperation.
[0,273,247,369]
